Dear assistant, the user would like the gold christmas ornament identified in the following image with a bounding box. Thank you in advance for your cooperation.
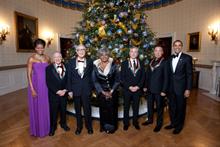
[131,39,141,46]
[90,0,100,6]
[132,23,138,30]
[79,35,84,44]
[121,48,127,51]
[86,21,91,29]
[118,22,128,33]
[98,25,106,37]
[135,13,141,20]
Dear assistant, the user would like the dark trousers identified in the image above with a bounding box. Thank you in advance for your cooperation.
[123,91,140,126]
[74,95,92,130]
[147,93,164,126]
[49,97,67,132]
[168,93,186,130]
[98,92,118,130]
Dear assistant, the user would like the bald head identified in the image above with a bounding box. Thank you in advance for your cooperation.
[52,51,62,65]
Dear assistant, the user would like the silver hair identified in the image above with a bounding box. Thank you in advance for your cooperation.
[75,44,86,51]
[97,48,110,57]
[52,51,62,57]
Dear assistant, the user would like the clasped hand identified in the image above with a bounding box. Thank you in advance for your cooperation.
[129,86,140,92]
[102,91,112,99]
[56,89,67,96]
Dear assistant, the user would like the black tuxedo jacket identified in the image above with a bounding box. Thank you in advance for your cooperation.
[46,63,68,102]
[67,57,93,97]
[145,59,169,94]
[121,59,145,93]
[168,53,193,94]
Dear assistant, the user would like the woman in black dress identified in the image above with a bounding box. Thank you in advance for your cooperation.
[92,48,120,134]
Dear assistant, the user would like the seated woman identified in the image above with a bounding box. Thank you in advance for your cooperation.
[92,48,120,134]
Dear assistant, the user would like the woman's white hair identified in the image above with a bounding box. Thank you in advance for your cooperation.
[97,48,110,57]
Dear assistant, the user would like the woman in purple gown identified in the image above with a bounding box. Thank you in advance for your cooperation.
[27,39,50,137]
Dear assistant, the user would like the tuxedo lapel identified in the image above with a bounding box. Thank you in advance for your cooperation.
[72,58,77,72]
[83,59,90,75]
[71,58,78,74]
[51,65,61,81]
[72,58,84,78]
[127,60,134,75]
[127,60,132,73]
[170,57,174,73]
[175,54,184,73]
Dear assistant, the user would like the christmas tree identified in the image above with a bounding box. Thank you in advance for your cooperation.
[66,0,155,64]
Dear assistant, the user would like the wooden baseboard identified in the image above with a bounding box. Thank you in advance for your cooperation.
[0,64,26,71]
[195,64,212,69]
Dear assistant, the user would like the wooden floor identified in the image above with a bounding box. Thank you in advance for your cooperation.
[0,89,220,147]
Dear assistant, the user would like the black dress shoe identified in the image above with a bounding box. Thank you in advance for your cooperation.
[61,125,70,131]
[164,125,174,130]
[173,128,182,134]
[123,125,129,131]
[49,131,55,136]
[153,125,162,132]
[88,129,93,134]
[142,121,153,126]
[75,129,82,135]
[134,124,140,130]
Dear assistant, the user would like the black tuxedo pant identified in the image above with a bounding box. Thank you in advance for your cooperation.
[74,95,92,130]
[98,93,118,130]
[168,93,186,130]
[147,93,164,127]
[49,97,67,132]
[123,91,140,126]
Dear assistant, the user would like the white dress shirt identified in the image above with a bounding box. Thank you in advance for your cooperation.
[172,52,182,73]
[55,63,66,78]
[130,58,137,70]
[75,59,86,78]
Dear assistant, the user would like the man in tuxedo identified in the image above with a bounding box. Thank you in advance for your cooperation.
[165,40,193,134]
[67,45,93,135]
[142,45,168,132]
[121,47,145,131]
[46,52,70,136]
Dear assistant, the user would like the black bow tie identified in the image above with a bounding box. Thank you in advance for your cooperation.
[78,60,84,63]
[172,53,179,58]
[57,65,63,68]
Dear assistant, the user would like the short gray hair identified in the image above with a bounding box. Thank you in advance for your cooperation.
[97,48,110,57]
[75,44,86,51]
[130,46,139,50]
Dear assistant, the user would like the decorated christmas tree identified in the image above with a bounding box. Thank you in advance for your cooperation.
[66,0,155,64]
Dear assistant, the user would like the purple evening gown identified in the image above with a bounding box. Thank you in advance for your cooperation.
[28,62,50,137]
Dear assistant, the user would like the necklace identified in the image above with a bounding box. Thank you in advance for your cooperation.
[35,54,45,62]
[99,61,108,71]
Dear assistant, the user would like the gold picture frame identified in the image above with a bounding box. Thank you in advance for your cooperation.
[15,11,38,52]
[187,32,201,52]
